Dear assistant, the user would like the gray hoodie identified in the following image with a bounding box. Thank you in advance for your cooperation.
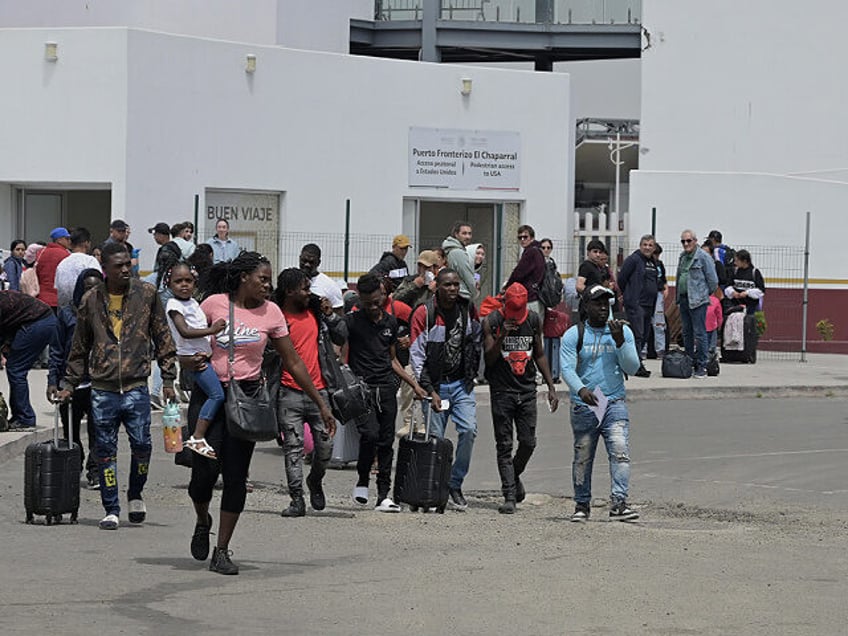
[442,235,477,300]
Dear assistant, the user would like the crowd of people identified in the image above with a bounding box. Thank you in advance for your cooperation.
[0,215,763,576]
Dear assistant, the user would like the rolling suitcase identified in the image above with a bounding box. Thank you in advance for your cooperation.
[24,403,81,525]
[721,313,758,364]
[329,419,360,468]
[394,400,454,513]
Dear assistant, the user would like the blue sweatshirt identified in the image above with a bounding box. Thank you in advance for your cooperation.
[560,322,640,403]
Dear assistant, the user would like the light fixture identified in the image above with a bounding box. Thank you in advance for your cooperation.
[245,53,256,74]
[460,77,472,96]
[45,41,58,62]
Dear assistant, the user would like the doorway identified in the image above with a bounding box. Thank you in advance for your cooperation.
[16,188,111,246]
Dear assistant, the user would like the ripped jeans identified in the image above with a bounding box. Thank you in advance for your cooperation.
[570,399,632,505]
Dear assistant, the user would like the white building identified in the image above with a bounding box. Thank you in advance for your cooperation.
[0,1,573,294]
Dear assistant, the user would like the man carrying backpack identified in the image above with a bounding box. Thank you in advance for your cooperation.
[560,285,641,523]
[483,283,558,514]
[708,230,736,279]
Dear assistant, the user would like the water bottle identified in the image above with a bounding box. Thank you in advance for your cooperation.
[162,401,183,453]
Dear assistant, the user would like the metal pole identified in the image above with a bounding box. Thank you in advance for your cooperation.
[343,199,351,284]
[614,131,621,221]
[193,194,199,245]
[800,211,810,362]
[651,206,656,238]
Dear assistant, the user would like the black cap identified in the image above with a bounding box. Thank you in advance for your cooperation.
[148,222,171,235]
[110,219,129,231]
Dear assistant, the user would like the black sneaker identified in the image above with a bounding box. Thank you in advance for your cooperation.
[498,500,516,514]
[570,502,590,522]
[609,502,639,521]
[448,488,468,511]
[209,547,239,575]
[514,476,526,503]
[306,474,325,511]
[191,514,213,561]
[634,365,651,378]
[280,496,306,518]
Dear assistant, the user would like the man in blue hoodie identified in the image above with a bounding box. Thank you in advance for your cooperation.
[560,285,641,522]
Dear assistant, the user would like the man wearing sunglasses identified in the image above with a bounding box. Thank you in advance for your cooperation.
[676,230,719,378]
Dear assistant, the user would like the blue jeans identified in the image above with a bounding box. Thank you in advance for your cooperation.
[570,399,632,505]
[6,313,56,425]
[91,387,152,516]
[191,364,225,422]
[424,379,477,489]
[543,336,561,381]
[653,292,666,354]
[678,296,709,371]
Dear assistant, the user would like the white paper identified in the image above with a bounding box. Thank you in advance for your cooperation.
[588,387,608,425]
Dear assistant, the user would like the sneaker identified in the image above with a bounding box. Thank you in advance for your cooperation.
[375,497,401,513]
[306,474,325,511]
[9,421,36,431]
[570,503,590,522]
[498,500,516,515]
[280,496,306,518]
[191,513,213,561]
[149,395,163,410]
[609,502,639,521]
[128,499,146,524]
[99,513,119,530]
[209,547,239,575]
[448,488,468,511]
[693,368,707,379]
[514,476,526,504]
[635,365,651,378]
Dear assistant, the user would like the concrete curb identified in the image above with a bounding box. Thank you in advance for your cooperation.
[626,385,848,402]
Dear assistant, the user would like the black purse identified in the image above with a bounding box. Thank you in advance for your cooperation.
[223,299,279,442]
[320,327,372,424]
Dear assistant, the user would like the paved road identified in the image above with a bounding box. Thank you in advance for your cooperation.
[1,396,846,635]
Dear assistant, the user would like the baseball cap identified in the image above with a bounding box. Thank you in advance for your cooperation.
[49,227,70,241]
[148,222,171,235]
[392,234,412,248]
[110,219,129,231]
[583,284,615,303]
[416,250,439,267]
[502,282,529,324]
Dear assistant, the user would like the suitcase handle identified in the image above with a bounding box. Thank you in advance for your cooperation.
[410,397,434,443]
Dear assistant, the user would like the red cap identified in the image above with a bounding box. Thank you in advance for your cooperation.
[503,282,528,324]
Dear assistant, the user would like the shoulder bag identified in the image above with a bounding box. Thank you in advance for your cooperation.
[224,298,279,442]
[321,325,372,425]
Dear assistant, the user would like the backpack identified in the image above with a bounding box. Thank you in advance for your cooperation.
[537,259,564,308]
[20,265,39,297]
[479,295,504,318]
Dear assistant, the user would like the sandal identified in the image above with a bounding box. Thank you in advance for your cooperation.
[352,486,369,506]
[184,436,217,459]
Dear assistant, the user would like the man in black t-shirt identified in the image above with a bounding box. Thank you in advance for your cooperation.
[341,273,426,512]
[576,239,609,320]
[483,283,558,514]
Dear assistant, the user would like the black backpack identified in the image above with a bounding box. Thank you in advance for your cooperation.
[537,258,564,308]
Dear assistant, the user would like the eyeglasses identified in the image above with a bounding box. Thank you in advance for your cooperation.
[518,234,530,240]
[541,245,552,250]
[680,238,695,244]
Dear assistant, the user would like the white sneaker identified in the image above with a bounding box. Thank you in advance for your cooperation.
[375,498,401,513]
[99,513,119,530]
[128,499,146,524]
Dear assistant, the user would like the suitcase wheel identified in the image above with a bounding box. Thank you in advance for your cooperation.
[53,514,63,524]
[45,515,54,526]
[437,505,446,514]
[25,513,34,524]
[70,511,78,524]
[408,505,419,513]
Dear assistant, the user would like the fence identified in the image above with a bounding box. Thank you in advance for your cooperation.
[376,0,642,24]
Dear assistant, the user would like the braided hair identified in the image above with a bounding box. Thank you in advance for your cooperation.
[274,267,309,307]
[161,262,198,290]
[205,251,269,299]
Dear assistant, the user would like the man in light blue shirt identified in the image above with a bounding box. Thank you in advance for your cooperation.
[560,285,641,523]
[206,219,241,263]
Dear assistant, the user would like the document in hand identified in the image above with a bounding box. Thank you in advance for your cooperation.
[589,387,608,425]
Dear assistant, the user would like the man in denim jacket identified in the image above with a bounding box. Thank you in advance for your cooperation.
[676,229,719,378]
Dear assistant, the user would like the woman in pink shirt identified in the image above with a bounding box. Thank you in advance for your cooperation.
[705,295,723,355]
[185,251,335,575]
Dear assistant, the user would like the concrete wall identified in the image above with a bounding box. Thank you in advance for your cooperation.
[555,59,641,120]
[0,28,573,273]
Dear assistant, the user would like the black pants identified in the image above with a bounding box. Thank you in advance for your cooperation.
[355,384,398,500]
[625,304,655,357]
[59,386,96,472]
[490,390,537,500]
[187,381,256,514]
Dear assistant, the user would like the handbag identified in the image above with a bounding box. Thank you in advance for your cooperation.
[323,338,372,425]
[543,308,570,338]
[661,348,693,379]
[223,299,279,442]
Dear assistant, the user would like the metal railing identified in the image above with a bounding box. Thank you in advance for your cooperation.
[376,0,642,24]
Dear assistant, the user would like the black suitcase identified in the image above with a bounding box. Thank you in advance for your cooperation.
[394,400,453,513]
[721,313,758,364]
[24,404,81,525]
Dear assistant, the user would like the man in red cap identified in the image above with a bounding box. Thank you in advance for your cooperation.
[482,282,559,514]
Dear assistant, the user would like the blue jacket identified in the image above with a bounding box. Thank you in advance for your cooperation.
[617,250,658,309]
[3,256,23,291]
[560,323,640,403]
[677,248,718,309]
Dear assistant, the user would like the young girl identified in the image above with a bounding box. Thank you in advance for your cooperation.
[164,263,227,458]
